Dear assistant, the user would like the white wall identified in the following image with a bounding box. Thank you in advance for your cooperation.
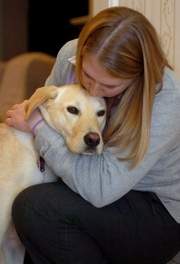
[91,0,109,15]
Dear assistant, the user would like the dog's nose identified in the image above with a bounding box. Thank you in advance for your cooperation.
[84,132,100,147]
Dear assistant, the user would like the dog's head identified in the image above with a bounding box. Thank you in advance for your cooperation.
[25,84,106,154]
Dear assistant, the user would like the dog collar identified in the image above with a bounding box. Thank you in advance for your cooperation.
[37,157,45,172]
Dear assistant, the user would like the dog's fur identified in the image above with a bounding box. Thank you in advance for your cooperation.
[0,84,106,264]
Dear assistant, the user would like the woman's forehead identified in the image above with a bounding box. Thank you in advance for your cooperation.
[82,53,122,86]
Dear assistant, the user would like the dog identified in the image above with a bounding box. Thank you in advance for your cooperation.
[0,84,106,264]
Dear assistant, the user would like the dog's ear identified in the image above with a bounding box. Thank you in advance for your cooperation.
[25,85,58,119]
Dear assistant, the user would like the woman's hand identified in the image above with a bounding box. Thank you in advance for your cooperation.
[5,100,31,132]
[6,100,44,134]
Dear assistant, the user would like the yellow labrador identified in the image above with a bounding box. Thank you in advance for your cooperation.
[0,84,106,264]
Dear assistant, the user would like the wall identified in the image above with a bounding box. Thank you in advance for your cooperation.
[91,0,109,15]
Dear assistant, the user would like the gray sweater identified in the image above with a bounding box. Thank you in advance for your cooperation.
[35,39,180,223]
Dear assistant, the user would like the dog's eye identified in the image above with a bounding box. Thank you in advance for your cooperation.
[67,106,79,115]
[97,110,106,117]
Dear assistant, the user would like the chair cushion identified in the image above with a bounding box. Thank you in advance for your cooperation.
[0,52,55,121]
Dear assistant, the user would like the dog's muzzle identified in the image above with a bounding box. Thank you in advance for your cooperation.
[84,132,100,149]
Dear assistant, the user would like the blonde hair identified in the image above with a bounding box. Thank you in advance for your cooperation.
[76,7,170,168]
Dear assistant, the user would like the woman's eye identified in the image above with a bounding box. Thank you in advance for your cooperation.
[67,106,79,115]
[97,110,106,117]
[104,85,117,89]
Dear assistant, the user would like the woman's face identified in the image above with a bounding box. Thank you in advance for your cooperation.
[81,53,132,97]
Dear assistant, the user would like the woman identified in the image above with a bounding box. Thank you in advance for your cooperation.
[6,6,180,264]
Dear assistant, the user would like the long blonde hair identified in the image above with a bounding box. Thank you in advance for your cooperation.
[76,7,170,168]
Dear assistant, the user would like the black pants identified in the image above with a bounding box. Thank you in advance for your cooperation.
[12,180,180,264]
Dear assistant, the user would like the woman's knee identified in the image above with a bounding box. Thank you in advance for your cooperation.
[12,182,79,233]
[12,184,42,235]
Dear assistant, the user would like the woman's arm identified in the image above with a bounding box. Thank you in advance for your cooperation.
[34,105,179,208]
